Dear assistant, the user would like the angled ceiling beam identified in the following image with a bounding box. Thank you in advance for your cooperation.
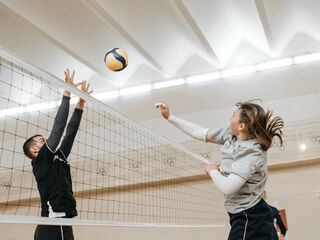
[173,0,221,67]
[38,31,106,76]
[0,1,104,76]
[254,0,275,55]
[83,0,165,75]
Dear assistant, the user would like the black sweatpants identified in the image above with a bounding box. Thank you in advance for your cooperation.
[228,199,274,240]
[34,225,74,240]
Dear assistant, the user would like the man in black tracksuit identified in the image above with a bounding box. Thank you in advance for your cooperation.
[23,69,92,240]
[269,204,287,240]
[263,191,287,240]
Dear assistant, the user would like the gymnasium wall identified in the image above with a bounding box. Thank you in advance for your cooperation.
[0,160,319,239]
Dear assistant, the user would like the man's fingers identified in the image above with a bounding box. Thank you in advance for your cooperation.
[71,70,75,81]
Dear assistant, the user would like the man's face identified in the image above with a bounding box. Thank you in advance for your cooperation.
[29,136,46,158]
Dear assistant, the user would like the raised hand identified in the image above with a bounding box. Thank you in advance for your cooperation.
[80,80,93,95]
[64,69,81,88]
[205,164,220,176]
[75,81,93,110]
[156,102,170,120]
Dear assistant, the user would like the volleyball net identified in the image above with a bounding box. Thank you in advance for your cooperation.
[0,46,227,227]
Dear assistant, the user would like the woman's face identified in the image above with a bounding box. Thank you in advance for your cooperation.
[229,108,241,135]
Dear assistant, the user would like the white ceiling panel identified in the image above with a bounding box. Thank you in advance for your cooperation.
[93,0,218,76]
[182,0,271,66]
[0,0,320,119]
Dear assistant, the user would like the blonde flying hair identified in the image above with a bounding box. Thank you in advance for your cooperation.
[236,100,284,151]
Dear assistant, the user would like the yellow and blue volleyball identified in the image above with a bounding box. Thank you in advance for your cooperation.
[104,48,128,71]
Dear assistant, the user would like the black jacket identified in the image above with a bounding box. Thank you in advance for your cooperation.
[31,95,82,218]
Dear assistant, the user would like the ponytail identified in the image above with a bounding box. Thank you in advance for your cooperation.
[236,101,284,151]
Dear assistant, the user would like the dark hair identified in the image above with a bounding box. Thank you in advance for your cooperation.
[23,134,42,159]
[236,100,284,151]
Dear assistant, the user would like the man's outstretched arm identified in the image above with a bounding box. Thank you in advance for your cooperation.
[46,69,80,152]
[46,92,70,152]
[59,80,93,159]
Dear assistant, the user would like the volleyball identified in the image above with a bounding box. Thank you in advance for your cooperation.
[104,48,128,71]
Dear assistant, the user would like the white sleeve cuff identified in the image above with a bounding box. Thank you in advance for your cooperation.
[209,170,246,195]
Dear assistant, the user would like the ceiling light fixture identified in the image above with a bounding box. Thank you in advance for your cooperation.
[186,72,220,84]
[293,52,320,64]
[221,65,256,78]
[299,143,307,152]
[257,58,293,71]
[119,84,152,96]
[93,90,120,100]
[153,78,185,89]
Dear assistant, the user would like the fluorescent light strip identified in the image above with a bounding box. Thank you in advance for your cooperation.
[186,72,220,84]
[0,92,120,118]
[257,58,292,71]
[120,84,152,96]
[2,52,320,117]
[26,102,57,112]
[153,78,185,89]
[221,65,256,78]
[0,101,58,117]
[0,107,26,117]
[294,52,320,64]
[92,90,119,100]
